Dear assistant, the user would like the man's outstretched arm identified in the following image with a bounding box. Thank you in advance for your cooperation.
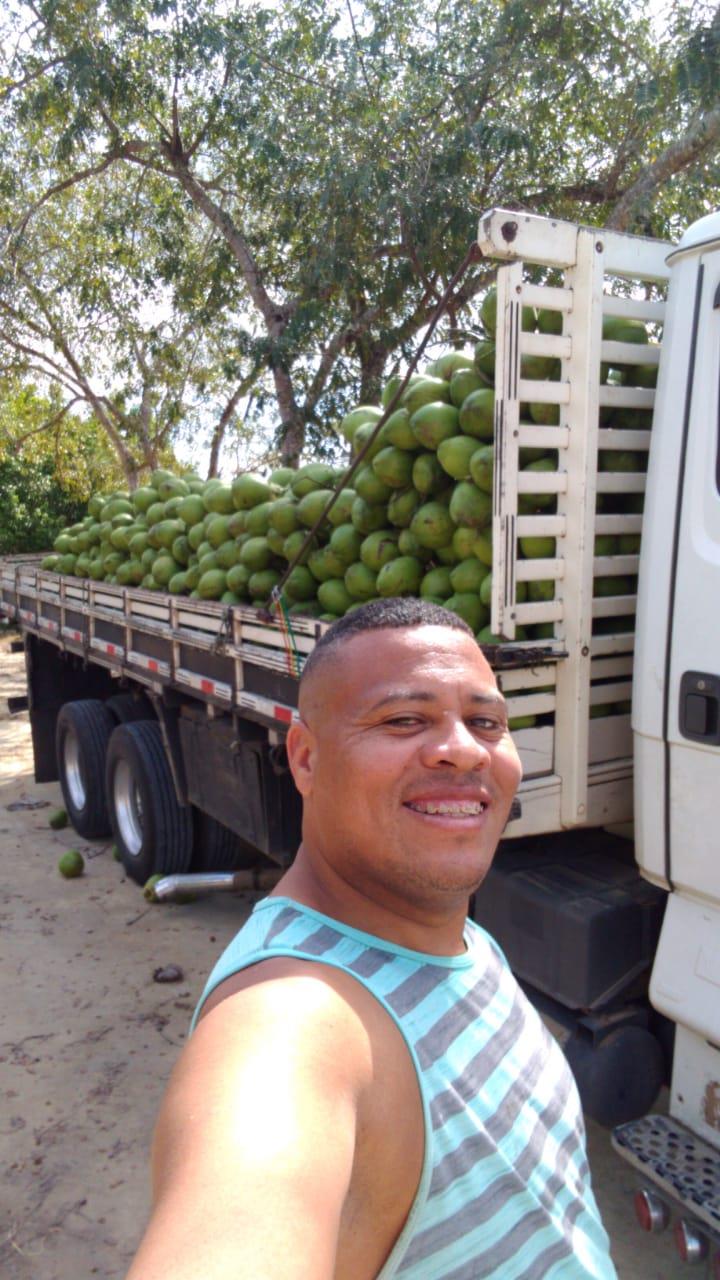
[126,965,371,1280]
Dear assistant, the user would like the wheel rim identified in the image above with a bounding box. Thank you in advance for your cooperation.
[63,728,86,812]
[114,759,144,857]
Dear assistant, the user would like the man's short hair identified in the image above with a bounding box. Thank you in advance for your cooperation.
[299,597,475,690]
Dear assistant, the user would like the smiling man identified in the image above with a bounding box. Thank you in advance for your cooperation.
[127,599,617,1280]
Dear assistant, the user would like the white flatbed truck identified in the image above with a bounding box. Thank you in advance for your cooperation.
[2,205,719,1267]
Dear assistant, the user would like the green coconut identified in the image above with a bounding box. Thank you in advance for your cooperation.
[376,556,424,597]
[326,489,356,528]
[291,463,337,497]
[445,593,488,632]
[410,501,455,550]
[469,445,494,494]
[329,524,364,567]
[246,501,275,536]
[458,388,495,440]
[231,473,272,510]
[215,540,241,570]
[240,537,273,572]
[412,452,448,496]
[382,408,418,451]
[58,849,84,878]
[437,435,479,481]
[344,562,378,601]
[352,421,386,463]
[420,567,453,600]
[449,482,492,530]
[372,446,415,490]
[268,499,300,536]
[426,351,474,381]
[307,546,347,582]
[473,339,496,381]
[402,376,451,415]
[410,402,460,450]
[226,563,251,595]
[269,466,296,488]
[247,569,279,600]
[450,558,486,594]
[284,566,318,603]
[450,369,487,409]
[351,497,387,534]
[359,529,400,572]
[197,569,227,600]
[339,405,383,444]
[317,579,354,615]
[204,484,235,514]
[380,486,416,528]
[354,465,392,506]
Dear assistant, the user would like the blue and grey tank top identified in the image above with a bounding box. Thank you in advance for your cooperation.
[193,896,616,1280]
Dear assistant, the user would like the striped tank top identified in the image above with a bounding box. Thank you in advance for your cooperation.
[193,896,616,1280]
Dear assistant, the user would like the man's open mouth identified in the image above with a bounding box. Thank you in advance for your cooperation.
[404,800,488,816]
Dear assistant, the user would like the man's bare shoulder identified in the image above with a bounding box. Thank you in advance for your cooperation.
[194,953,404,1086]
[200,952,383,1035]
[126,956,422,1279]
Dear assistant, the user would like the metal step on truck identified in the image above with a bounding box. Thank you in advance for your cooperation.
[2,206,719,1268]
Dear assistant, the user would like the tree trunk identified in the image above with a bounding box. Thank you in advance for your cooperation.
[358,340,388,406]
[278,408,306,465]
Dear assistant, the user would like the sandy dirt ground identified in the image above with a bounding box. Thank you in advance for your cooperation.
[0,629,692,1279]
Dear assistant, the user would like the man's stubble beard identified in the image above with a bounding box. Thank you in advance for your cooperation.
[327,831,496,909]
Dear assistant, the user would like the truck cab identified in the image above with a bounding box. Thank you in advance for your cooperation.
[613,209,720,1264]
[471,205,720,1264]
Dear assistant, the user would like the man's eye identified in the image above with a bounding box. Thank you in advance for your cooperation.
[385,715,423,728]
[471,717,505,732]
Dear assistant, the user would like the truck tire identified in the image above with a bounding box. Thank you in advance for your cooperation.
[106,721,193,885]
[56,700,116,838]
[106,692,154,724]
[192,810,262,873]
[564,1024,665,1128]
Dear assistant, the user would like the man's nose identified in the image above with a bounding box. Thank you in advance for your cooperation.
[419,718,491,771]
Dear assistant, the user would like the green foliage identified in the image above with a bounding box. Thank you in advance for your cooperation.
[0,0,718,468]
[0,380,122,552]
[0,456,86,554]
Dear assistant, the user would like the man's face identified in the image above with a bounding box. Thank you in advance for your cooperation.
[287,625,522,909]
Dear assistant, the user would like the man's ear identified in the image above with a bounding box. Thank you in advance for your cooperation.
[285,720,317,797]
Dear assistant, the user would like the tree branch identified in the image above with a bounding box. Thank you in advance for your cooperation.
[207,368,261,478]
[0,324,84,397]
[607,105,720,231]
[12,147,126,243]
[0,55,67,98]
[186,57,234,160]
[160,146,284,328]
[345,0,375,100]
[11,274,140,478]
[10,396,82,449]
[157,144,305,457]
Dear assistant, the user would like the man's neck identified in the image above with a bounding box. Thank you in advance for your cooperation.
[272,846,471,958]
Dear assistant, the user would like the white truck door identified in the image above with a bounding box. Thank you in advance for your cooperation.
[640,214,720,1148]
[664,221,720,907]
[633,212,720,901]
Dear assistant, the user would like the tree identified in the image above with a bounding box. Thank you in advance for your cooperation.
[1,0,719,469]
[0,379,122,552]
[0,153,267,485]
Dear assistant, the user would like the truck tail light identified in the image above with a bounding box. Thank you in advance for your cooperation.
[633,1188,669,1233]
[674,1218,708,1264]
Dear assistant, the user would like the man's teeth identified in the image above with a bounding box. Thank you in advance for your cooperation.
[407,800,486,816]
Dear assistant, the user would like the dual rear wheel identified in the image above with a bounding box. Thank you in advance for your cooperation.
[55,698,259,885]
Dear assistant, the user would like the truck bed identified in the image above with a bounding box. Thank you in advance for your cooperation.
[0,554,632,839]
